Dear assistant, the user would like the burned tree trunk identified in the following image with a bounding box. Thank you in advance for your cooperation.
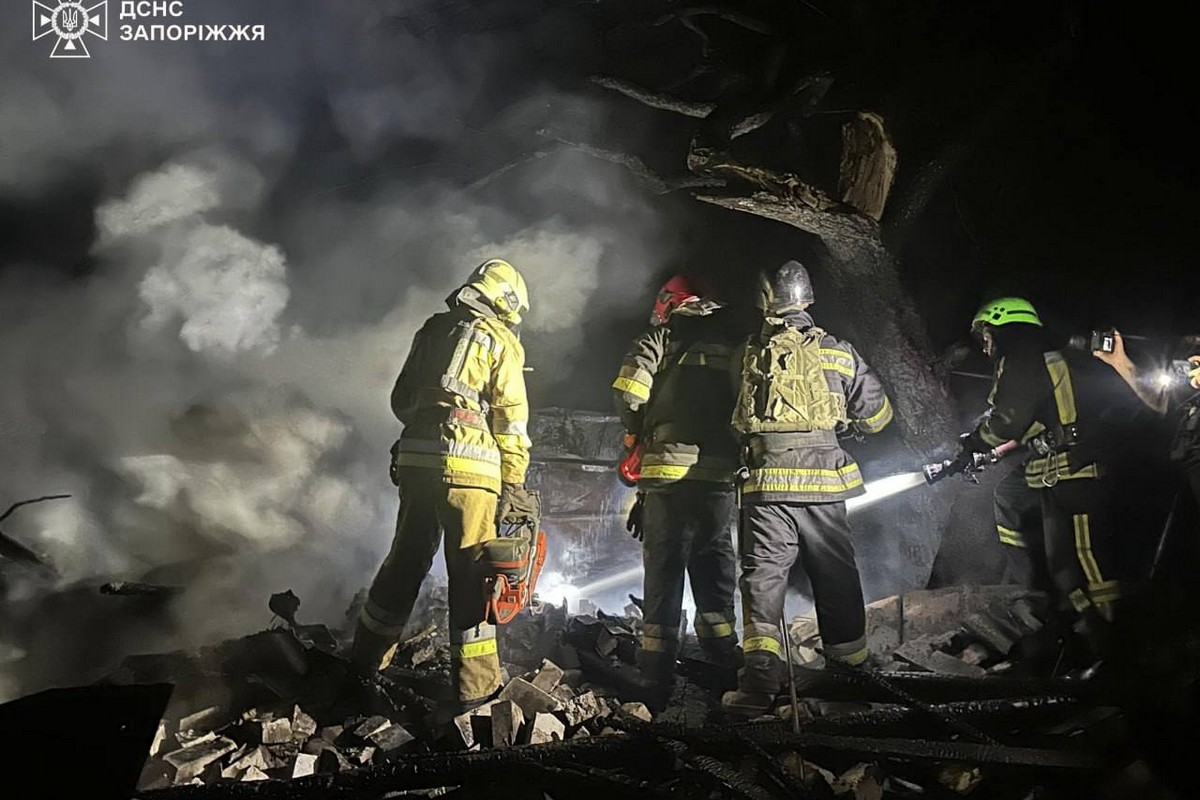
[688,144,955,458]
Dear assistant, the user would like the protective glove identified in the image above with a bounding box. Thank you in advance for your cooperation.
[388,440,401,487]
[626,492,645,542]
[498,482,539,524]
[1189,355,1200,390]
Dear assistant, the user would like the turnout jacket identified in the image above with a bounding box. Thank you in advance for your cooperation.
[391,304,531,493]
[963,346,1140,489]
[731,311,893,503]
[612,314,741,491]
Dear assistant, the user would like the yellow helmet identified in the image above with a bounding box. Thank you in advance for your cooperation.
[461,259,530,325]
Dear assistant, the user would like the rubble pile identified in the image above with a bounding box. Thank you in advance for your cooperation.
[76,583,1192,798]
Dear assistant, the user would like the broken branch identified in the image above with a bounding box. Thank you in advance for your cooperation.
[538,130,725,194]
[589,75,714,118]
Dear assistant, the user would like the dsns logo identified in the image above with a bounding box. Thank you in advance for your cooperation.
[32,1,108,58]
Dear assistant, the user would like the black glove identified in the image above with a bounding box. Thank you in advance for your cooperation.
[388,440,401,487]
[498,482,539,524]
[626,493,645,542]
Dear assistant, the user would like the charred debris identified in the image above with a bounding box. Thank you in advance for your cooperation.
[4,581,1195,800]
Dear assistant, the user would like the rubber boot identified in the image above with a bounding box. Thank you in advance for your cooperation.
[349,619,396,677]
[722,650,782,717]
[634,651,676,713]
[721,690,775,717]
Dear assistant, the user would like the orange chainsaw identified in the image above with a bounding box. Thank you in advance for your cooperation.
[483,491,548,625]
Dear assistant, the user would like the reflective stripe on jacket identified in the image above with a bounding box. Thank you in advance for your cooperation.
[392,307,530,492]
[612,315,740,491]
[732,312,892,503]
[964,347,1142,489]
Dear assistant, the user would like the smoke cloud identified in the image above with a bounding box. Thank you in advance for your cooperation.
[0,1,671,699]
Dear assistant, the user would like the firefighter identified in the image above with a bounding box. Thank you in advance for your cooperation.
[961,297,1144,661]
[351,259,535,712]
[613,275,741,709]
[722,260,893,716]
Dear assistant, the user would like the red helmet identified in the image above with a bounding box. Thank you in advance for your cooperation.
[651,275,719,326]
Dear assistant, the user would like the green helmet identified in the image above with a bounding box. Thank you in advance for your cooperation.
[971,297,1043,332]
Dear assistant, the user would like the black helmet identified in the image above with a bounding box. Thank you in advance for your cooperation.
[756,260,814,315]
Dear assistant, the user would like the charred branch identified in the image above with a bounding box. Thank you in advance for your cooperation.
[589,75,715,118]
[538,130,726,194]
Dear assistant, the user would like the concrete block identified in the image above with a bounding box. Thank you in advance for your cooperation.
[498,677,563,717]
[865,595,902,655]
[319,725,344,743]
[451,712,476,749]
[491,700,525,748]
[528,712,565,744]
[241,766,269,782]
[292,753,318,779]
[531,659,565,693]
[175,729,216,748]
[265,743,299,768]
[150,721,170,757]
[370,724,415,754]
[926,650,987,678]
[291,705,318,741]
[164,735,237,784]
[893,634,959,674]
[561,691,606,726]
[316,747,354,774]
[963,613,1018,657]
[260,717,293,744]
[901,588,963,643]
[619,702,652,723]
[230,746,271,773]
[178,706,223,736]
[959,643,991,667]
[352,715,392,741]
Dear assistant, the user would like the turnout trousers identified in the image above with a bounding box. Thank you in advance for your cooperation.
[638,484,738,682]
[352,469,501,704]
[993,465,1048,590]
[1039,477,1124,626]
[738,500,866,694]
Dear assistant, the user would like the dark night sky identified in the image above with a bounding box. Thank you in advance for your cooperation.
[3,1,1193,403]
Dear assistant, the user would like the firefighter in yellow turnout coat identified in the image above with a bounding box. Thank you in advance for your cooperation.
[352,260,534,709]
[723,260,893,716]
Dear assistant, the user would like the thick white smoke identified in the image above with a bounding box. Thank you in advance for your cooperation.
[0,1,670,699]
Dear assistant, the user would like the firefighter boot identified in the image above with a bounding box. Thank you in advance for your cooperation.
[722,650,782,717]
[634,650,676,713]
[349,619,396,677]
